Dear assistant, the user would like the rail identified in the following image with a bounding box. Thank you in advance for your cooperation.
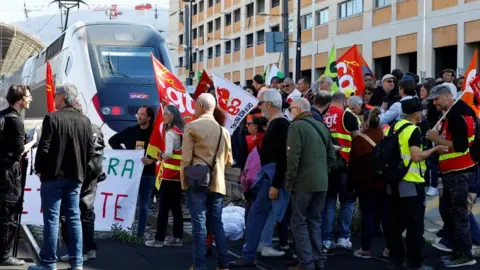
[20,225,40,264]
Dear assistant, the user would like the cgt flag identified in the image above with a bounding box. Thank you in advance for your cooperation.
[45,61,55,112]
[147,54,196,189]
[212,73,258,134]
[193,70,213,100]
[336,45,374,96]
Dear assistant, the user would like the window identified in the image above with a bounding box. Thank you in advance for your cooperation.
[199,0,204,12]
[234,9,241,22]
[246,33,254,46]
[207,21,213,33]
[246,3,254,18]
[301,13,313,30]
[225,13,232,26]
[178,57,184,67]
[338,0,363,19]
[193,52,197,63]
[208,47,213,59]
[199,25,204,37]
[99,46,155,78]
[316,8,328,26]
[193,28,198,39]
[199,50,204,61]
[257,30,265,44]
[272,0,280,8]
[271,25,280,32]
[179,34,184,45]
[225,41,232,53]
[234,38,241,51]
[179,11,184,24]
[375,0,391,8]
[208,0,213,7]
[193,4,198,15]
[215,18,221,30]
[215,44,221,56]
[257,0,265,14]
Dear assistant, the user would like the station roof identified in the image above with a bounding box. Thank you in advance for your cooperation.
[0,23,44,77]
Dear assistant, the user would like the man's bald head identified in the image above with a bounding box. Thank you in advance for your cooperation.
[313,90,331,107]
[195,93,216,117]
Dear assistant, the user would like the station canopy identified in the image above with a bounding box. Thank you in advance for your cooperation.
[0,23,44,77]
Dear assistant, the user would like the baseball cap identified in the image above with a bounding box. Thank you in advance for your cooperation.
[382,74,395,82]
[401,74,415,82]
[401,98,425,114]
[426,85,452,100]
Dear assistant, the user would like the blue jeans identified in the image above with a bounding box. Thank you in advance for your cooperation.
[40,180,82,269]
[186,190,229,270]
[242,176,290,261]
[260,211,276,247]
[137,176,155,237]
[321,172,355,241]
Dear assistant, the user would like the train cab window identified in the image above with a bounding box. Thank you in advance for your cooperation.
[99,46,155,78]
[65,56,73,76]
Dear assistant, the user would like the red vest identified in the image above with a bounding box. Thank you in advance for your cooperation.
[365,104,374,110]
[246,132,264,153]
[323,105,352,163]
[161,126,183,181]
[439,116,476,174]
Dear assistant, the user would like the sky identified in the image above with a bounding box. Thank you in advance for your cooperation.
[0,0,171,23]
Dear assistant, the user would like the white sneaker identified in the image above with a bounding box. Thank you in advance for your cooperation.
[426,187,439,196]
[336,238,352,249]
[59,254,70,262]
[256,243,264,253]
[261,246,285,257]
[432,242,453,252]
[323,240,335,250]
[164,238,183,247]
[145,239,164,248]
[84,250,96,260]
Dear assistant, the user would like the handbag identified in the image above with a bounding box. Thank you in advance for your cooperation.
[184,125,223,190]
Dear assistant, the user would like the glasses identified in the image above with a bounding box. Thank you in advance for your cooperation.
[364,92,373,96]
[386,80,394,83]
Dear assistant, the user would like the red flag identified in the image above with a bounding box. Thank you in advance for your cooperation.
[193,70,213,100]
[45,61,55,112]
[336,45,374,96]
[469,73,480,104]
[147,54,196,188]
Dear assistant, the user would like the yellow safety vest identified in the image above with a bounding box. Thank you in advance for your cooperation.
[395,120,426,183]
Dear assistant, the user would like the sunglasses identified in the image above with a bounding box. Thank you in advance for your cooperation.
[386,80,394,83]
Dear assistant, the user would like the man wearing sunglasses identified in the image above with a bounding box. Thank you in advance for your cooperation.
[369,74,399,109]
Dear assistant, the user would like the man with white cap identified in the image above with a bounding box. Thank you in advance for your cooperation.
[369,74,398,108]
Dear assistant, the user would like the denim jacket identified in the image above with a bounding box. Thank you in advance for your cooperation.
[252,162,291,222]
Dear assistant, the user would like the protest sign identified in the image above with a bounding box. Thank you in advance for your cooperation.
[21,149,144,231]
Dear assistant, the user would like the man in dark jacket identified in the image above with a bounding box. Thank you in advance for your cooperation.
[286,98,336,270]
[31,84,95,270]
[311,90,331,122]
[108,105,157,238]
[0,85,37,266]
[59,121,106,262]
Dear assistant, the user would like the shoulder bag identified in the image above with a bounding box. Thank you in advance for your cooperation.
[185,125,223,190]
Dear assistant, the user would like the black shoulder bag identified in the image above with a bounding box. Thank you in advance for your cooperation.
[185,125,223,190]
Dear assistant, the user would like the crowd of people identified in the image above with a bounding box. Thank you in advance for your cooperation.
[0,66,479,270]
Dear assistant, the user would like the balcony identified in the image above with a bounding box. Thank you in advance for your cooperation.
[224,53,232,65]
[255,43,265,57]
[373,6,391,26]
[206,32,214,43]
[337,15,363,35]
[225,24,232,36]
[245,16,254,30]
[397,0,418,21]
[224,72,231,80]
[245,46,254,60]
[215,3,221,13]
[207,6,213,17]
[224,0,232,9]
[315,25,328,40]
[198,12,204,23]
[233,50,240,62]
[256,14,265,26]
[214,29,221,40]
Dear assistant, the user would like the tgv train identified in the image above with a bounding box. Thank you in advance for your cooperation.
[0,21,172,141]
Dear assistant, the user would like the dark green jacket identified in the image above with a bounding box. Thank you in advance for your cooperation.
[286,113,336,192]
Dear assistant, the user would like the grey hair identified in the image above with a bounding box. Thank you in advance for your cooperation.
[57,83,79,106]
[263,89,283,109]
[319,76,333,86]
[348,95,363,106]
[283,77,294,84]
[293,97,311,112]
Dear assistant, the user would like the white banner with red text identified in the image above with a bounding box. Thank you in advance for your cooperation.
[21,149,144,231]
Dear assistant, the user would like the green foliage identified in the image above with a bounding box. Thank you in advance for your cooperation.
[111,223,144,244]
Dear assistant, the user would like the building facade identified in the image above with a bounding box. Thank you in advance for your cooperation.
[168,0,480,86]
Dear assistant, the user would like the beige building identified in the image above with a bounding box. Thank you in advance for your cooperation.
[168,0,480,85]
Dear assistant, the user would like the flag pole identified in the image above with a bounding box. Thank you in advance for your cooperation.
[431,89,467,131]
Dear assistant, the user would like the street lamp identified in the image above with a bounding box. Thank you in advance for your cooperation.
[182,0,195,86]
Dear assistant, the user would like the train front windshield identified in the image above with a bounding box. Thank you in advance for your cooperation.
[99,46,155,78]
[85,24,171,132]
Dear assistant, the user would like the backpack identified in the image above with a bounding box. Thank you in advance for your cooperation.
[372,122,413,185]
[239,146,262,193]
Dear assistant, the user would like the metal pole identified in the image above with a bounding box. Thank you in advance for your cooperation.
[282,0,289,78]
[184,3,193,86]
[295,0,301,82]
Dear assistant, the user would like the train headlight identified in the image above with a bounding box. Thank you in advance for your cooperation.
[101,106,111,115]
